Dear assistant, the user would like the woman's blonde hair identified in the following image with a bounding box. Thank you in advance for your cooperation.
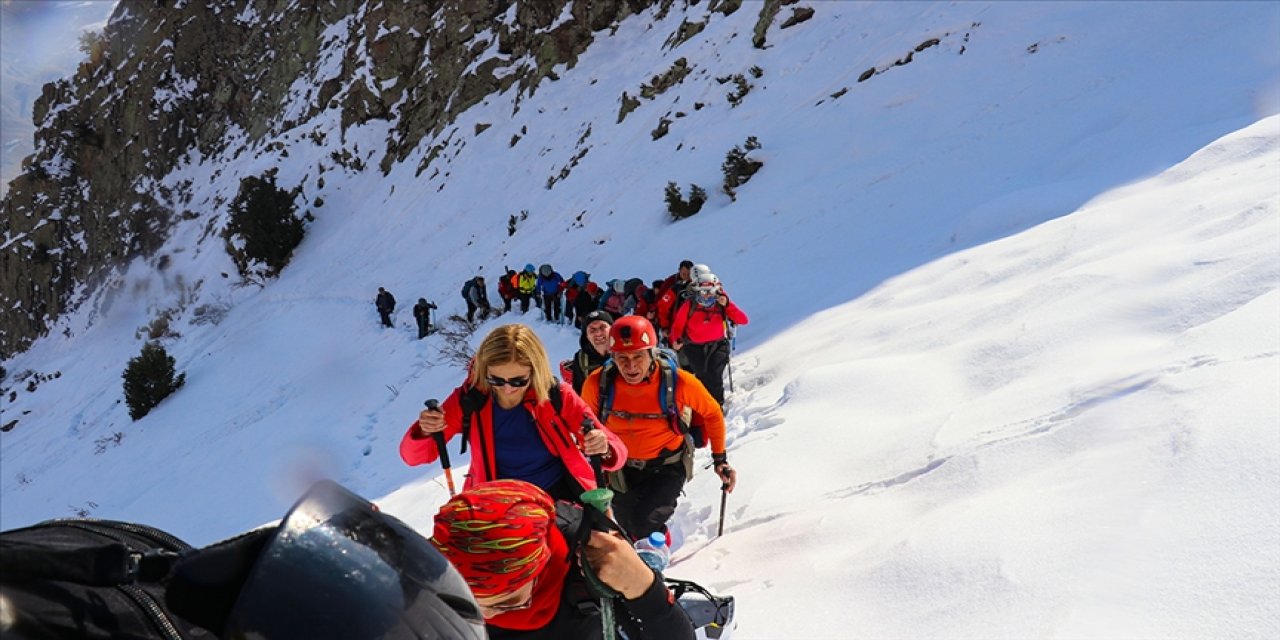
[468,324,555,403]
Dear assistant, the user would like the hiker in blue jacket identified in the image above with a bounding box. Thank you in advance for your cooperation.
[537,264,566,323]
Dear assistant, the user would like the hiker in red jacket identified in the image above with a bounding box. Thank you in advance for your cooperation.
[669,272,747,406]
[400,324,627,501]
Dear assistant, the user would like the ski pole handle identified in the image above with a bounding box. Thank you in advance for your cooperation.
[425,399,456,496]
[581,417,606,486]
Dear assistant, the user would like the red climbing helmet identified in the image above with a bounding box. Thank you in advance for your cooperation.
[608,316,658,353]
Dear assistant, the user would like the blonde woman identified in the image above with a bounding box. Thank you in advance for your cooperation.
[401,324,627,500]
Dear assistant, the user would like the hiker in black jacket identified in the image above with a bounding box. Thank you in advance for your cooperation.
[413,298,437,338]
[375,287,396,327]
[560,310,613,394]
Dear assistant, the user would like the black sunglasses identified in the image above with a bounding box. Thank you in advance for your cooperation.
[486,375,530,388]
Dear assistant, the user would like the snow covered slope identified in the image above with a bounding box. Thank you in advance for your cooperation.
[2,3,1278,636]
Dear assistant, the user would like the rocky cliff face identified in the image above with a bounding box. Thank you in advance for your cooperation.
[0,0,675,358]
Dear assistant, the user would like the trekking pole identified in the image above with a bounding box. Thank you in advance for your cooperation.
[578,417,619,640]
[424,399,456,496]
[717,482,728,537]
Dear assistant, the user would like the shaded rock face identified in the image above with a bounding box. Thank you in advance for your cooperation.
[0,0,654,358]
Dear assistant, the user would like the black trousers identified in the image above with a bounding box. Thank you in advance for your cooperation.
[682,339,730,405]
[611,462,686,540]
[415,316,430,339]
[466,300,489,322]
[378,310,393,327]
[542,293,562,322]
[518,293,532,313]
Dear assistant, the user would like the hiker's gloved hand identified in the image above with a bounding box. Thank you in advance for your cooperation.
[716,294,728,307]
[583,531,655,600]
[713,453,736,493]
[582,428,608,456]
[417,407,445,436]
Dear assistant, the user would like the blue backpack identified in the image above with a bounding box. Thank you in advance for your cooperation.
[596,349,707,448]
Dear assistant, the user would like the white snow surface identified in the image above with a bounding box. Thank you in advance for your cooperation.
[3,2,1280,638]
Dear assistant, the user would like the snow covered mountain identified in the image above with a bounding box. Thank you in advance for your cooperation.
[3,2,1278,637]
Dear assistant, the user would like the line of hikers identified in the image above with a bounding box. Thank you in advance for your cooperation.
[398,256,749,637]
[6,261,747,640]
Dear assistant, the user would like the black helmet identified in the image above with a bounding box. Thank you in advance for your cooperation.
[222,481,485,639]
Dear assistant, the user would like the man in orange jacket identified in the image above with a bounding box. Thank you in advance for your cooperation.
[580,316,737,539]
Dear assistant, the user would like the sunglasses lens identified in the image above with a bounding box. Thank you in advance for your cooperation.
[486,376,529,387]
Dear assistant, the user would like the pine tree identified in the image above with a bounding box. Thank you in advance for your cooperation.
[226,174,304,277]
[122,343,186,420]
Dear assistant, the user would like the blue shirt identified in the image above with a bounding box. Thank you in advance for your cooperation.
[491,402,564,491]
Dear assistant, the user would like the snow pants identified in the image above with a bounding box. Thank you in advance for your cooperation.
[682,339,731,406]
[610,460,686,540]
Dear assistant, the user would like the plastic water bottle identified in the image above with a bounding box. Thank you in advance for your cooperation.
[633,531,670,572]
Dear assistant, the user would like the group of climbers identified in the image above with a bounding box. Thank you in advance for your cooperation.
[397,259,747,637]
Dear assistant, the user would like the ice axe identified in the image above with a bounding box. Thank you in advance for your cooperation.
[424,399,455,496]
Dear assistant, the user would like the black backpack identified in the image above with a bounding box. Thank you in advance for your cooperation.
[0,482,488,640]
[0,518,213,639]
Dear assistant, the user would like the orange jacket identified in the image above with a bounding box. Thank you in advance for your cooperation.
[580,365,725,460]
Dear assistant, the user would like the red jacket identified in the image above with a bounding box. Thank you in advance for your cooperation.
[671,298,748,345]
[400,383,626,492]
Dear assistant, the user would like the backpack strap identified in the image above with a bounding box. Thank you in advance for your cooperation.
[597,354,684,438]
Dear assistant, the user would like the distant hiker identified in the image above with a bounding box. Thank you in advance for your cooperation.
[413,298,438,339]
[498,268,518,313]
[622,278,646,316]
[599,279,628,316]
[517,264,538,313]
[634,280,662,326]
[655,260,694,343]
[375,287,397,328]
[575,281,603,328]
[431,480,695,639]
[537,264,566,323]
[563,279,581,326]
[400,324,627,501]
[581,316,736,539]
[461,275,492,323]
[1,480,486,640]
[670,272,748,406]
[560,310,613,394]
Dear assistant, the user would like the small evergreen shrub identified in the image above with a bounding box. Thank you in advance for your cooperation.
[225,174,305,278]
[666,182,708,220]
[122,343,186,420]
[722,136,764,199]
[727,75,752,107]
